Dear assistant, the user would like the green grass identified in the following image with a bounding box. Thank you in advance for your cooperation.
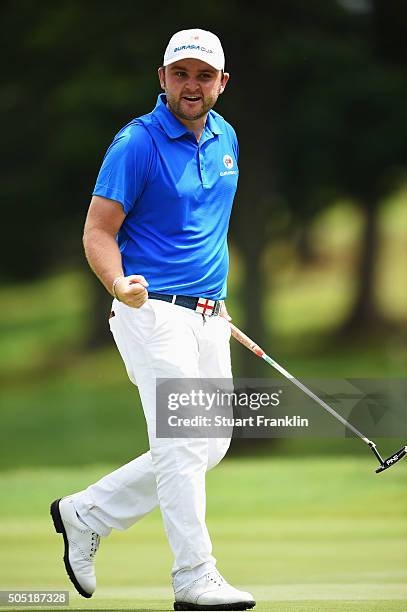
[0,456,406,611]
[0,346,149,469]
[0,272,90,380]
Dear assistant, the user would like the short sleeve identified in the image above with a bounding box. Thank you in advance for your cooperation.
[234,135,239,160]
[230,125,239,160]
[92,123,154,215]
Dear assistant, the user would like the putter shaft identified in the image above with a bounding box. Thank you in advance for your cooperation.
[229,323,407,473]
[230,323,371,443]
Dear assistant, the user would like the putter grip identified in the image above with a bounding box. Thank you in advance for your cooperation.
[230,323,265,357]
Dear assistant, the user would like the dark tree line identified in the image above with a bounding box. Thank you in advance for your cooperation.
[2,0,407,370]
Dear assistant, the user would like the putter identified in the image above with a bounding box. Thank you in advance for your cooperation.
[230,323,407,474]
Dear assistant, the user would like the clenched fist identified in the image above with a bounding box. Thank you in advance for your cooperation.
[113,275,149,308]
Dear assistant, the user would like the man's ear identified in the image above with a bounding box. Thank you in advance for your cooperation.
[158,66,166,91]
[219,72,230,94]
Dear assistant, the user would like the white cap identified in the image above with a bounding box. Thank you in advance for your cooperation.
[163,29,225,71]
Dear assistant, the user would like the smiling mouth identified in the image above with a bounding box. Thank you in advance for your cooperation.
[182,96,202,102]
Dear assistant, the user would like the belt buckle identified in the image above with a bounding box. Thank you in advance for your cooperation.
[212,301,221,317]
[195,298,220,316]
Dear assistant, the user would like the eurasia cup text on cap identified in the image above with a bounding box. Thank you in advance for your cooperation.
[163,29,225,71]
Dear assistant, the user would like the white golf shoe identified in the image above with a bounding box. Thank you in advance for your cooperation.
[174,570,255,610]
[50,497,100,598]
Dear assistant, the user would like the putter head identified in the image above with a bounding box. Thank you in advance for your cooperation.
[376,446,407,474]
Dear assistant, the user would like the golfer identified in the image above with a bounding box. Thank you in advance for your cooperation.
[51,29,255,611]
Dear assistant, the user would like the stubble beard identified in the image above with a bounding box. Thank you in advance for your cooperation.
[166,92,219,123]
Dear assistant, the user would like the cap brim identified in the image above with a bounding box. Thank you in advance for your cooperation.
[163,51,224,71]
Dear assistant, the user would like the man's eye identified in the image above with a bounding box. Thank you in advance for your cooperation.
[175,72,186,78]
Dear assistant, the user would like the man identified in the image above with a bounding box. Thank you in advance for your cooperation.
[50,29,255,611]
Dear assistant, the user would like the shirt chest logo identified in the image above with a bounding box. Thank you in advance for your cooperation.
[220,153,238,177]
[223,154,234,169]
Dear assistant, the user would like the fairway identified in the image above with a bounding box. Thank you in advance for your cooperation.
[0,455,406,611]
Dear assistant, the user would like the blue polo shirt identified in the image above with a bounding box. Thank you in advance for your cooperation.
[93,94,239,299]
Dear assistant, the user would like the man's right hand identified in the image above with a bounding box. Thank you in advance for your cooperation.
[114,275,149,308]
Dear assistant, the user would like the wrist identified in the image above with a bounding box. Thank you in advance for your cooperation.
[112,275,124,301]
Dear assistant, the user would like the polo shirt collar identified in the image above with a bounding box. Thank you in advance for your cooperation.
[153,94,223,139]
[206,112,223,136]
[153,94,189,139]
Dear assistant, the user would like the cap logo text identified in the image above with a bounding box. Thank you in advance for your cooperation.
[173,45,214,55]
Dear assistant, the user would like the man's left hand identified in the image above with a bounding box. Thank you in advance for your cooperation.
[220,302,232,321]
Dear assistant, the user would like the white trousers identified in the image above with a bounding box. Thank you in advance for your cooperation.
[72,298,232,591]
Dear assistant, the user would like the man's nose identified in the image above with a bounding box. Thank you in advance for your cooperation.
[184,78,200,91]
